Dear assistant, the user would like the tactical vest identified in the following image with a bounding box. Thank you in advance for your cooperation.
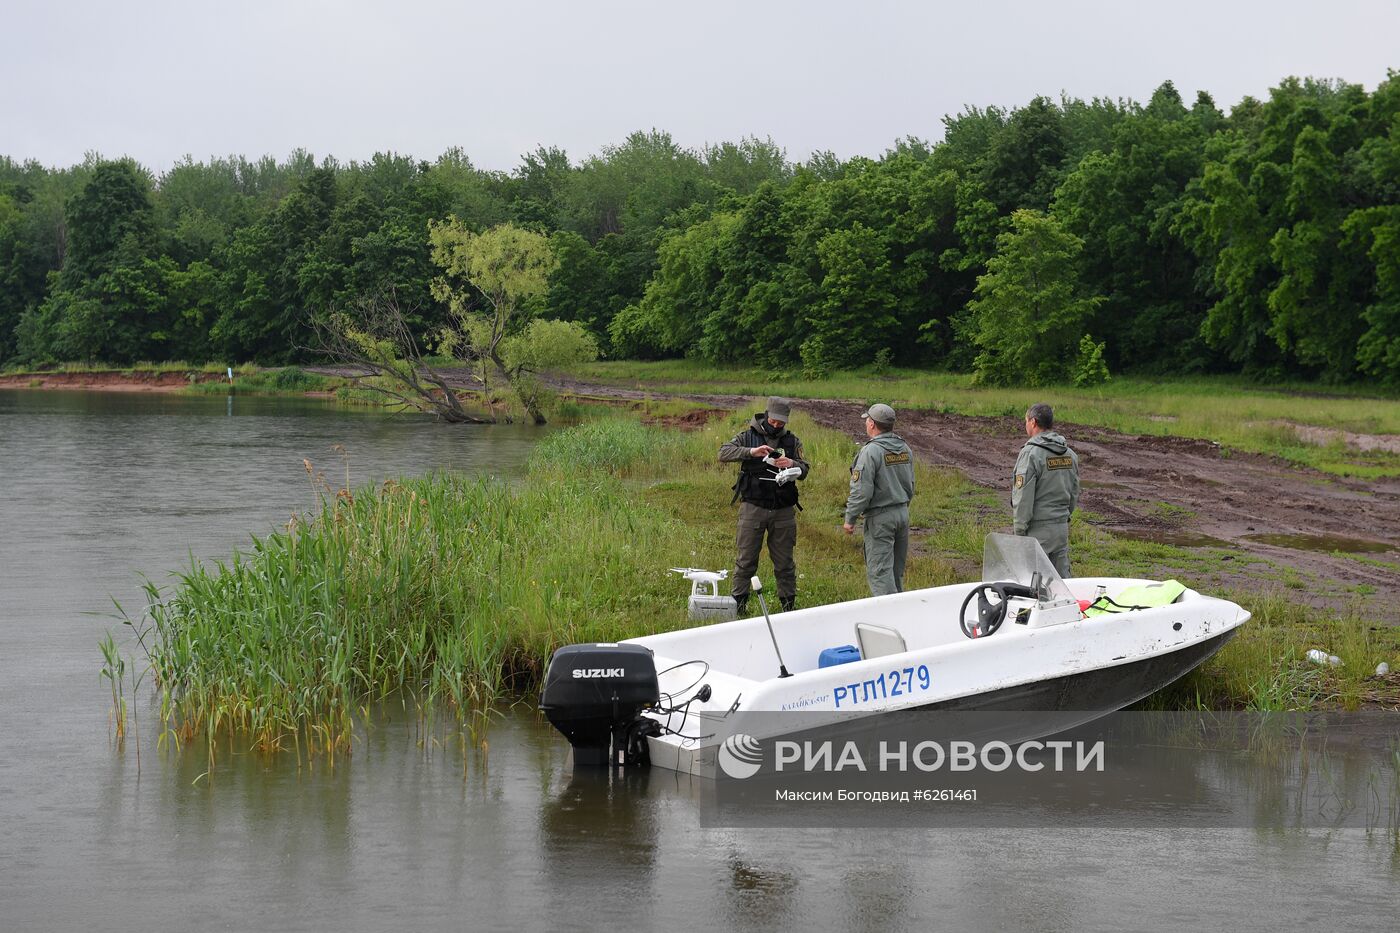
[731,425,801,510]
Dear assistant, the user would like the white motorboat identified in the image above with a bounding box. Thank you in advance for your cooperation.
[540,535,1250,775]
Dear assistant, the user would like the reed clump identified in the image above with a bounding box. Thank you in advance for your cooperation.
[140,419,694,757]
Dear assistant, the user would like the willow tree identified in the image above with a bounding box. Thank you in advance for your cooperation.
[429,220,595,424]
[314,293,492,423]
[319,222,594,424]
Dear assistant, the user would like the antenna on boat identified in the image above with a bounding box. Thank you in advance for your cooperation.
[751,575,792,678]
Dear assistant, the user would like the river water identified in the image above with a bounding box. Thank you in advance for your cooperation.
[1,389,1396,932]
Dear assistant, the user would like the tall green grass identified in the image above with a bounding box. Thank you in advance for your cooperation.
[134,420,701,758]
[1142,589,1400,712]
[529,413,686,476]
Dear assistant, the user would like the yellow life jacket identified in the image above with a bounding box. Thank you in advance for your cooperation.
[1084,579,1187,617]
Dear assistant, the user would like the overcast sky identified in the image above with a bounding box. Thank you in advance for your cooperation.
[4,0,1397,174]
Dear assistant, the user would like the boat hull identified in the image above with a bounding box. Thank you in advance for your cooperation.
[916,627,1234,713]
[644,627,1238,776]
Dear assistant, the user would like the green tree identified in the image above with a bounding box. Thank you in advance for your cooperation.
[155,156,252,266]
[18,160,168,363]
[418,148,512,230]
[705,181,790,360]
[0,160,93,363]
[62,160,156,285]
[213,166,339,361]
[164,259,221,361]
[802,223,898,371]
[1072,333,1111,387]
[498,318,600,416]
[543,230,616,343]
[1177,75,1392,380]
[510,146,572,230]
[961,210,1102,385]
[555,130,725,334]
[1347,205,1400,382]
[0,192,25,361]
[429,220,563,423]
[1053,93,1214,372]
[1174,137,1283,373]
[703,137,791,195]
[609,212,737,358]
[983,96,1069,213]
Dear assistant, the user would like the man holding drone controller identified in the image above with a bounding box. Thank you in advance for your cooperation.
[719,397,811,615]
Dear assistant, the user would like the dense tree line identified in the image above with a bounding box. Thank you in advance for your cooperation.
[0,135,785,368]
[2,72,1397,384]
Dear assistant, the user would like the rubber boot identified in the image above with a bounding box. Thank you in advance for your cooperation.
[734,593,749,616]
[780,596,796,613]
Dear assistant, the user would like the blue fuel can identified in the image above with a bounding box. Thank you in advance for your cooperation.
[818,644,861,667]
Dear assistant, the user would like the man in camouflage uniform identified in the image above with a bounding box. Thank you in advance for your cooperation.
[843,404,916,596]
[719,397,810,614]
[1012,402,1080,578]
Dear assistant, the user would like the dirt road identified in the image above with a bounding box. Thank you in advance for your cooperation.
[794,398,1400,596]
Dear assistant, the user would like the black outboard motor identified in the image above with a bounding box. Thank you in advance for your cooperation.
[540,643,660,767]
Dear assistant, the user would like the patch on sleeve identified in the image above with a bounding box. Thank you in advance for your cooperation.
[1014,473,1025,489]
[883,451,911,465]
[851,469,861,482]
[1045,456,1074,470]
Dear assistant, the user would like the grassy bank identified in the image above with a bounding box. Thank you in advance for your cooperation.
[5,362,520,417]
[181,366,344,396]
[1,360,244,376]
[0,361,353,398]
[111,411,1399,760]
[580,360,1400,478]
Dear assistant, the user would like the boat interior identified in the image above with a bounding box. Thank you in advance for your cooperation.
[633,575,1168,683]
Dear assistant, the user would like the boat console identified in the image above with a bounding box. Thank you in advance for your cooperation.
[963,533,1083,634]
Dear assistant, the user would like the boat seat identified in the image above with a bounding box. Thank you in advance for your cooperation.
[855,622,907,660]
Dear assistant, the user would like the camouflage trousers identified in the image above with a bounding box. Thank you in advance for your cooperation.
[732,502,798,601]
[862,504,910,597]
[1025,520,1071,579]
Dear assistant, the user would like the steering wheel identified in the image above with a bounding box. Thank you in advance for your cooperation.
[958,582,1039,639]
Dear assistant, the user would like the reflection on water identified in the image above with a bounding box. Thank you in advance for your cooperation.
[725,852,800,925]
[2,389,1399,931]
